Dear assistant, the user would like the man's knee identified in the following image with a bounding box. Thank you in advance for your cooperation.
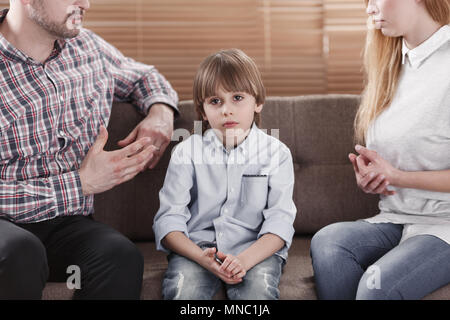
[73,231,144,299]
[0,229,48,299]
[99,233,144,275]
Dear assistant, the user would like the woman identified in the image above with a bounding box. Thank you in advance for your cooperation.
[310,0,450,300]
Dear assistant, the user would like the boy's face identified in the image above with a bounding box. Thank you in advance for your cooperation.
[27,0,90,39]
[202,86,263,148]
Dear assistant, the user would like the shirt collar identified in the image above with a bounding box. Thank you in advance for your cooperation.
[402,24,450,69]
[0,8,66,64]
[204,122,261,156]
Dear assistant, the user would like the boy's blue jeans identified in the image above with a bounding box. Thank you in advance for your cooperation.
[310,221,450,300]
[162,242,284,300]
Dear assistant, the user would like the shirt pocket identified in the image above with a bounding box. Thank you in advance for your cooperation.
[237,175,269,227]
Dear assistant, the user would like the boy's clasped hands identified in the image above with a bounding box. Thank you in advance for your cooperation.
[200,247,247,284]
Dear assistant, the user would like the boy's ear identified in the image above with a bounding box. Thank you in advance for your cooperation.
[255,104,263,113]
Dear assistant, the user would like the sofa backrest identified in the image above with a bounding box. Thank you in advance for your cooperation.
[94,95,379,241]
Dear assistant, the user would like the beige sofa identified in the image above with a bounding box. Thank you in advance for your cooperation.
[42,95,450,299]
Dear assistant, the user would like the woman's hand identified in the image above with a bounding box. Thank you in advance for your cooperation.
[349,145,397,196]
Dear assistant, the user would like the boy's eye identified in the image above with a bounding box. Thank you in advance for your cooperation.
[209,98,221,105]
[234,95,244,101]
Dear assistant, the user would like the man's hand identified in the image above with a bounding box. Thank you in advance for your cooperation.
[117,103,174,170]
[79,126,157,196]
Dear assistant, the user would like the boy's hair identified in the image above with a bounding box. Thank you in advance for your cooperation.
[193,48,266,133]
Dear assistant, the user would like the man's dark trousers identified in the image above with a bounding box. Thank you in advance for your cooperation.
[0,215,143,299]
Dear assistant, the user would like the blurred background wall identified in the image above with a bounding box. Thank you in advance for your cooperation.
[0,0,368,101]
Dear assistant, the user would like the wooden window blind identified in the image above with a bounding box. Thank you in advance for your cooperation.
[324,0,367,93]
[0,0,367,100]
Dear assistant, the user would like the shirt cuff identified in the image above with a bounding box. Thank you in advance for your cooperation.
[142,95,180,118]
[257,218,295,250]
[50,171,85,217]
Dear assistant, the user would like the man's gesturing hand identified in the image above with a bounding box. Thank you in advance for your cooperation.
[79,126,157,196]
[117,103,174,170]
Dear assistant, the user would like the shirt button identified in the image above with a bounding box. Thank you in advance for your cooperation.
[230,188,234,194]
[60,95,64,102]
[223,208,228,214]
[218,232,224,238]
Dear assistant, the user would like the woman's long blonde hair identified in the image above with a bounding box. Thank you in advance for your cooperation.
[355,0,450,144]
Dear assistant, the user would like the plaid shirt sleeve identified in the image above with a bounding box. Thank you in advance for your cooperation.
[86,30,179,116]
[0,17,178,223]
[0,171,84,223]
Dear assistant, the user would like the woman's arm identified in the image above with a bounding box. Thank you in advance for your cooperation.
[393,170,450,193]
[355,145,450,193]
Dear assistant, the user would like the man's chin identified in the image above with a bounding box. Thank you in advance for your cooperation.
[64,29,81,38]
[54,28,81,40]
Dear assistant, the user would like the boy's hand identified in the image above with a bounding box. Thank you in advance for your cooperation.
[217,251,247,280]
[199,248,242,285]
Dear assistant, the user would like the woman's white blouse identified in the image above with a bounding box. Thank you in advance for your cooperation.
[365,25,450,244]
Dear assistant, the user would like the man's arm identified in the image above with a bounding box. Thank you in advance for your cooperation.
[0,171,84,223]
[87,30,179,169]
[0,126,155,223]
[88,30,179,116]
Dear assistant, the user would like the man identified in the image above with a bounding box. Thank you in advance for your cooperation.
[0,0,179,299]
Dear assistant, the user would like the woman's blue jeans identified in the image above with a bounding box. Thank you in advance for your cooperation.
[310,220,450,300]
[162,242,284,300]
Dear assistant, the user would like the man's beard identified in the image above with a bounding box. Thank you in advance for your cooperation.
[28,1,84,39]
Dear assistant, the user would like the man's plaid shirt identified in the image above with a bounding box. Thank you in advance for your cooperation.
[0,10,178,223]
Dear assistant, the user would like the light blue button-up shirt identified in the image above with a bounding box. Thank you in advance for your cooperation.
[153,124,296,260]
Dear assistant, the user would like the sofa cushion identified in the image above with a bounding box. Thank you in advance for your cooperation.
[94,96,380,240]
[42,235,450,300]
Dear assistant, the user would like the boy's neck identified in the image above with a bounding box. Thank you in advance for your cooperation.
[222,126,253,151]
